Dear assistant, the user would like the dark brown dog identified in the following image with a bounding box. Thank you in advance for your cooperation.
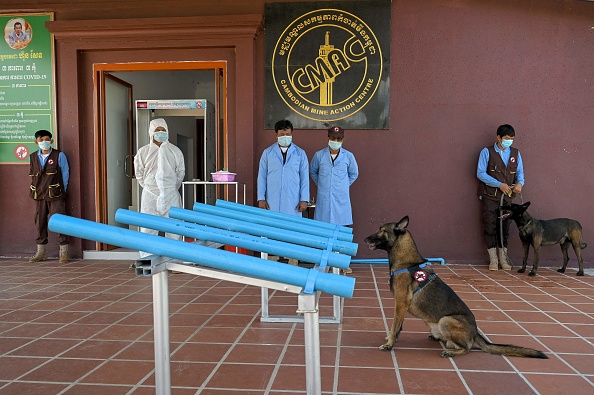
[364,216,548,359]
[500,202,587,276]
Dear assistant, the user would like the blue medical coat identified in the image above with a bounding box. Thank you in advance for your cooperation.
[257,143,309,216]
[310,147,359,225]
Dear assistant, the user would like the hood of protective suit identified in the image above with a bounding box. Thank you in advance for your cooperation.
[149,118,169,143]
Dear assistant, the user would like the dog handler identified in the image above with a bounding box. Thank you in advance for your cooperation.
[28,130,70,263]
[134,118,185,257]
[476,124,524,271]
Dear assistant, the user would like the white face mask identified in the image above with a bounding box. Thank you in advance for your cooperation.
[38,141,52,150]
[277,135,292,147]
[328,141,342,150]
[153,131,168,143]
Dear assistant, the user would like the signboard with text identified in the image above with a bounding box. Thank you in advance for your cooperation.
[265,1,391,129]
[0,13,54,164]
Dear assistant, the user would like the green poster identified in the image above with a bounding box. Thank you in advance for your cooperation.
[0,13,54,164]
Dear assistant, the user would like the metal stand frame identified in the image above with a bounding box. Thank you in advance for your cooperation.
[260,252,342,324]
[136,255,326,395]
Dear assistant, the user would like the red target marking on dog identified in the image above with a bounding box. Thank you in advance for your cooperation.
[414,270,427,282]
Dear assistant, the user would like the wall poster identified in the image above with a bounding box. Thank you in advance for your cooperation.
[0,13,55,164]
[265,1,391,129]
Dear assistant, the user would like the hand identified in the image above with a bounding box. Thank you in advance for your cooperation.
[512,183,522,194]
[258,200,269,210]
[297,201,307,212]
[499,183,512,196]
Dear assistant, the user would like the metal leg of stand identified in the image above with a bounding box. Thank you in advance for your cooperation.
[153,270,171,395]
[261,287,269,319]
[299,293,321,395]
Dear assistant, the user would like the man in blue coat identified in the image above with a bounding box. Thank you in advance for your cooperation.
[310,126,359,226]
[257,119,309,216]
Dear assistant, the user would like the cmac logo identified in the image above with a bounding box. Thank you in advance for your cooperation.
[272,8,383,123]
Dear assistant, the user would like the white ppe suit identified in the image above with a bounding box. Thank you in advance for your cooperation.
[134,119,185,256]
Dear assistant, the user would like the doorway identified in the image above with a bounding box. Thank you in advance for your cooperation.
[93,62,227,252]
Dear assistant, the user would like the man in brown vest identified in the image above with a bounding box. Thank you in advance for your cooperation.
[28,130,70,263]
[477,124,524,271]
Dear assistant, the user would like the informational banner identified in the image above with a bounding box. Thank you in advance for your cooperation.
[265,1,391,129]
[0,13,54,164]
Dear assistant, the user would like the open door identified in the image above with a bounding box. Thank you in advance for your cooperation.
[95,73,133,250]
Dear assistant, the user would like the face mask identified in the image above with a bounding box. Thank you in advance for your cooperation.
[38,141,52,150]
[500,139,513,149]
[153,131,168,143]
[328,141,342,151]
[277,135,292,147]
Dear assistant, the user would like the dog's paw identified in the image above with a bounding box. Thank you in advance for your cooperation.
[557,268,565,273]
[379,343,393,351]
[577,271,584,276]
[428,335,441,342]
[517,268,526,273]
[440,351,453,358]
[528,271,537,277]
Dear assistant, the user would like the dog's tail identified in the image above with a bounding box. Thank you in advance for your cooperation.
[581,242,587,249]
[475,334,548,359]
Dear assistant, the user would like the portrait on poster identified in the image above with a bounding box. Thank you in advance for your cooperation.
[4,18,32,49]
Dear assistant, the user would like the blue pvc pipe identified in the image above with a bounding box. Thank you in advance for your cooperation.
[192,202,354,243]
[170,207,358,256]
[48,214,355,298]
[350,258,446,265]
[115,209,351,270]
[215,200,353,234]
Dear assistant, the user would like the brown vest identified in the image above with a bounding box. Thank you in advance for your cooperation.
[29,149,66,201]
[478,146,519,203]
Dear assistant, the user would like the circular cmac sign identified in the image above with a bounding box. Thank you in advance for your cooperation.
[271,8,383,123]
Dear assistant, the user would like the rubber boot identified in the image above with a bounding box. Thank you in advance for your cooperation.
[498,247,512,271]
[487,248,498,271]
[59,244,69,264]
[29,244,47,263]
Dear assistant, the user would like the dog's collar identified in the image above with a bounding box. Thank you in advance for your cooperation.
[390,261,430,277]
[390,261,436,294]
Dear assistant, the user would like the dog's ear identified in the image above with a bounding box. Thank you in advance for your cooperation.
[396,216,409,230]
[523,202,531,208]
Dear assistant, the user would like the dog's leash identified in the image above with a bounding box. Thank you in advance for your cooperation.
[499,192,523,268]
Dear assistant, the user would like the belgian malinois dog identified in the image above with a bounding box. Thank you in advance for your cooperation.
[500,202,587,276]
[364,216,548,359]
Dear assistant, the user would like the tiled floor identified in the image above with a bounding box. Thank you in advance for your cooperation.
[0,258,593,394]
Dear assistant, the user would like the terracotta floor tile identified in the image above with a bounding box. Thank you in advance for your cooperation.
[61,384,133,394]
[281,345,337,366]
[461,371,538,395]
[91,324,151,341]
[237,327,291,345]
[270,365,335,392]
[1,323,64,338]
[187,326,245,343]
[224,343,284,364]
[336,366,401,394]
[0,356,50,380]
[44,323,108,339]
[206,363,275,390]
[171,342,231,362]
[20,358,103,382]
[0,382,68,394]
[8,338,79,357]
[524,373,594,395]
[61,339,131,359]
[557,353,594,375]
[80,360,155,385]
[538,336,594,354]
[518,322,578,337]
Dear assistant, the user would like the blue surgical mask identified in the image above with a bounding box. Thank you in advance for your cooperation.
[277,135,292,147]
[328,141,342,151]
[500,139,513,149]
[38,141,52,151]
[154,131,168,143]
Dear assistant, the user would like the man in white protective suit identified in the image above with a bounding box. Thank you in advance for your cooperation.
[134,118,185,257]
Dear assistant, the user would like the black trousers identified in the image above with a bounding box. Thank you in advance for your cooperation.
[35,198,69,245]
[481,198,511,249]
